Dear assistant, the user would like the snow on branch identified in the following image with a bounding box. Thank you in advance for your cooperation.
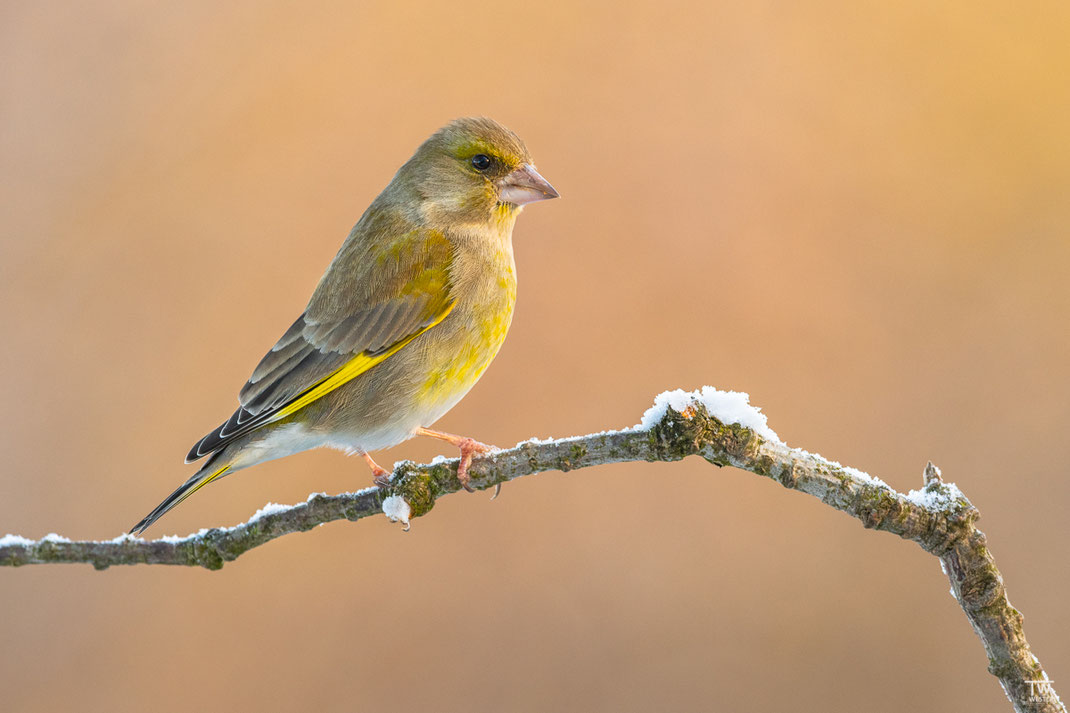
[0,387,1063,713]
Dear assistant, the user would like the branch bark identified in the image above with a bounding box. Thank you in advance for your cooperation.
[0,389,1062,713]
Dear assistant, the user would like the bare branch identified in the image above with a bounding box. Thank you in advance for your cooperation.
[0,389,1062,713]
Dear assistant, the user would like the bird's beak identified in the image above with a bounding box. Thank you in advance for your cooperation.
[497,164,559,206]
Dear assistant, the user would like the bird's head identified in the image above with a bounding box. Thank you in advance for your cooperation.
[395,117,558,227]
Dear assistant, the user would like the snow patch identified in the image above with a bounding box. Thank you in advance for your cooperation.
[638,387,781,443]
[0,534,34,547]
[905,481,966,510]
[159,528,212,544]
[519,430,623,448]
[520,436,559,445]
[248,502,290,524]
[382,495,411,525]
[790,447,890,490]
[41,533,71,544]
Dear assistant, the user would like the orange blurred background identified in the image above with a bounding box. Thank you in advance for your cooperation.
[2,2,1068,712]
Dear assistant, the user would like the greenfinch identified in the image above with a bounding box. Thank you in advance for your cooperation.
[131,117,557,534]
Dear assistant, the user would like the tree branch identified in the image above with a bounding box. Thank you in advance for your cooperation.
[0,388,1062,713]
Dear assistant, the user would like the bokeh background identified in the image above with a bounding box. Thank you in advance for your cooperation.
[2,2,1068,712]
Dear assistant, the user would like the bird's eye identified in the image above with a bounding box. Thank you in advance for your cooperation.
[471,154,492,171]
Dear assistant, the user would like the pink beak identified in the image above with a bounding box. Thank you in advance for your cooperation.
[497,164,559,206]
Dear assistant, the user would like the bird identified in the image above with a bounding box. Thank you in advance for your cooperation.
[130,117,558,535]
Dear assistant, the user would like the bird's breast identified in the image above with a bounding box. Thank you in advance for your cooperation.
[414,241,517,407]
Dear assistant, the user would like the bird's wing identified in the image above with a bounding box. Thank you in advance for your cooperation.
[186,222,454,463]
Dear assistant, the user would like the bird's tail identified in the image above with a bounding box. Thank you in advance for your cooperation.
[130,457,232,536]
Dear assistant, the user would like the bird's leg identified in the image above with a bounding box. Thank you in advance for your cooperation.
[415,427,495,492]
[363,452,392,488]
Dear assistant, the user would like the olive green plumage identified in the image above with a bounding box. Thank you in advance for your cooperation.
[131,117,558,534]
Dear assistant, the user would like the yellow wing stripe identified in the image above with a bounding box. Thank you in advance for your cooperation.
[177,464,231,508]
[273,302,455,421]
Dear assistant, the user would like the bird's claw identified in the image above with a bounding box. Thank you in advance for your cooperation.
[457,451,476,492]
[456,437,493,492]
[363,452,393,489]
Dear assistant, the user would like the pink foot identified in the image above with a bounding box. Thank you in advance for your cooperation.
[456,437,494,492]
[363,452,392,489]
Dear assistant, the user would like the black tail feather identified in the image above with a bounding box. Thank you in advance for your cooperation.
[130,456,229,535]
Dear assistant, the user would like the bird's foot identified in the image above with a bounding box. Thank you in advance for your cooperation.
[363,452,392,489]
[415,427,496,492]
[455,437,494,492]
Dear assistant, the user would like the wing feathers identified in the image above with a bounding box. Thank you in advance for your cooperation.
[250,337,308,381]
[186,224,454,464]
[248,315,309,384]
[275,315,307,347]
[322,311,368,352]
[360,299,405,352]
